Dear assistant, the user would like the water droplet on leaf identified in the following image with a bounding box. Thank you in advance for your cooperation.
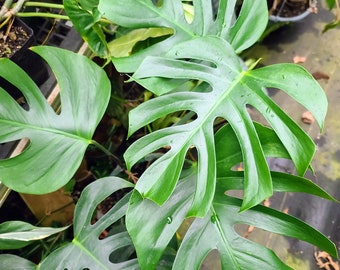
[167,216,173,224]
[210,214,218,223]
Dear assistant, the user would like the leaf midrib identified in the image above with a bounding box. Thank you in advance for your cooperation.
[72,238,110,269]
[180,70,244,147]
[210,206,241,269]
[0,119,90,143]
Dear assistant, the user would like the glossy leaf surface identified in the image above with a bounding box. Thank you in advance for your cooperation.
[173,192,336,270]
[125,37,327,214]
[0,46,110,194]
[40,177,138,269]
[0,254,36,270]
[127,123,337,269]
[0,221,68,250]
[98,0,268,72]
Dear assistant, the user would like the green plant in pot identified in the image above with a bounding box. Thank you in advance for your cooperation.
[0,0,338,269]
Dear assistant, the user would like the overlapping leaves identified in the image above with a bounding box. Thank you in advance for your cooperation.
[0,178,138,269]
[126,123,337,269]
[39,177,137,269]
[0,46,110,194]
[64,0,109,58]
[98,0,268,71]
[124,36,327,215]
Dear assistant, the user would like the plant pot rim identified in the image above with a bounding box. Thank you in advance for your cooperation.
[269,0,317,22]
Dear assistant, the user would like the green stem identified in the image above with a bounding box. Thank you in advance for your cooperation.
[17,11,69,20]
[23,2,64,9]
[90,140,124,168]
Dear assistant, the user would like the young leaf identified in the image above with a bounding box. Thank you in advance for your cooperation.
[98,0,268,72]
[0,221,68,250]
[39,177,138,269]
[125,37,327,215]
[0,46,110,194]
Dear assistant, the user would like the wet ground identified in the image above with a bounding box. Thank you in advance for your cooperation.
[202,2,340,269]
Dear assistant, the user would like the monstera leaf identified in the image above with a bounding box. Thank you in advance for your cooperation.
[172,191,336,270]
[124,37,327,215]
[0,46,110,194]
[0,178,138,269]
[126,123,337,269]
[39,177,138,269]
[98,0,268,72]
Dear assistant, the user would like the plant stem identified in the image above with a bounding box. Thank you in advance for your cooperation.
[90,140,124,168]
[17,12,69,20]
[23,2,64,9]
[0,0,13,17]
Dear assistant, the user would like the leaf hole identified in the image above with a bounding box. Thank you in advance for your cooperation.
[246,105,270,127]
[234,223,285,251]
[0,138,30,160]
[150,110,198,130]
[0,78,29,111]
[89,191,132,239]
[201,249,221,269]
[109,244,136,263]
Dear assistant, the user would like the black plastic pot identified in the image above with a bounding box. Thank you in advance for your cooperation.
[0,17,49,100]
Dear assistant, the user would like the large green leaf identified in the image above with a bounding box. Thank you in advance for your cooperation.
[126,123,336,269]
[0,46,110,194]
[98,0,268,72]
[173,192,337,270]
[39,177,138,269]
[127,170,337,269]
[124,37,327,214]
[0,221,68,250]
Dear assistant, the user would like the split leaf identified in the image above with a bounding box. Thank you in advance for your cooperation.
[40,177,138,269]
[125,37,327,214]
[0,46,110,194]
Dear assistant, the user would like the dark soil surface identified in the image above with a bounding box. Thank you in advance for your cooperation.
[268,0,310,17]
[0,22,31,58]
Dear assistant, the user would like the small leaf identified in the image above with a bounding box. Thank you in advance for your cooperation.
[0,221,68,250]
[40,177,138,269]
[0,46,111,194]
[108,28,173,58]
